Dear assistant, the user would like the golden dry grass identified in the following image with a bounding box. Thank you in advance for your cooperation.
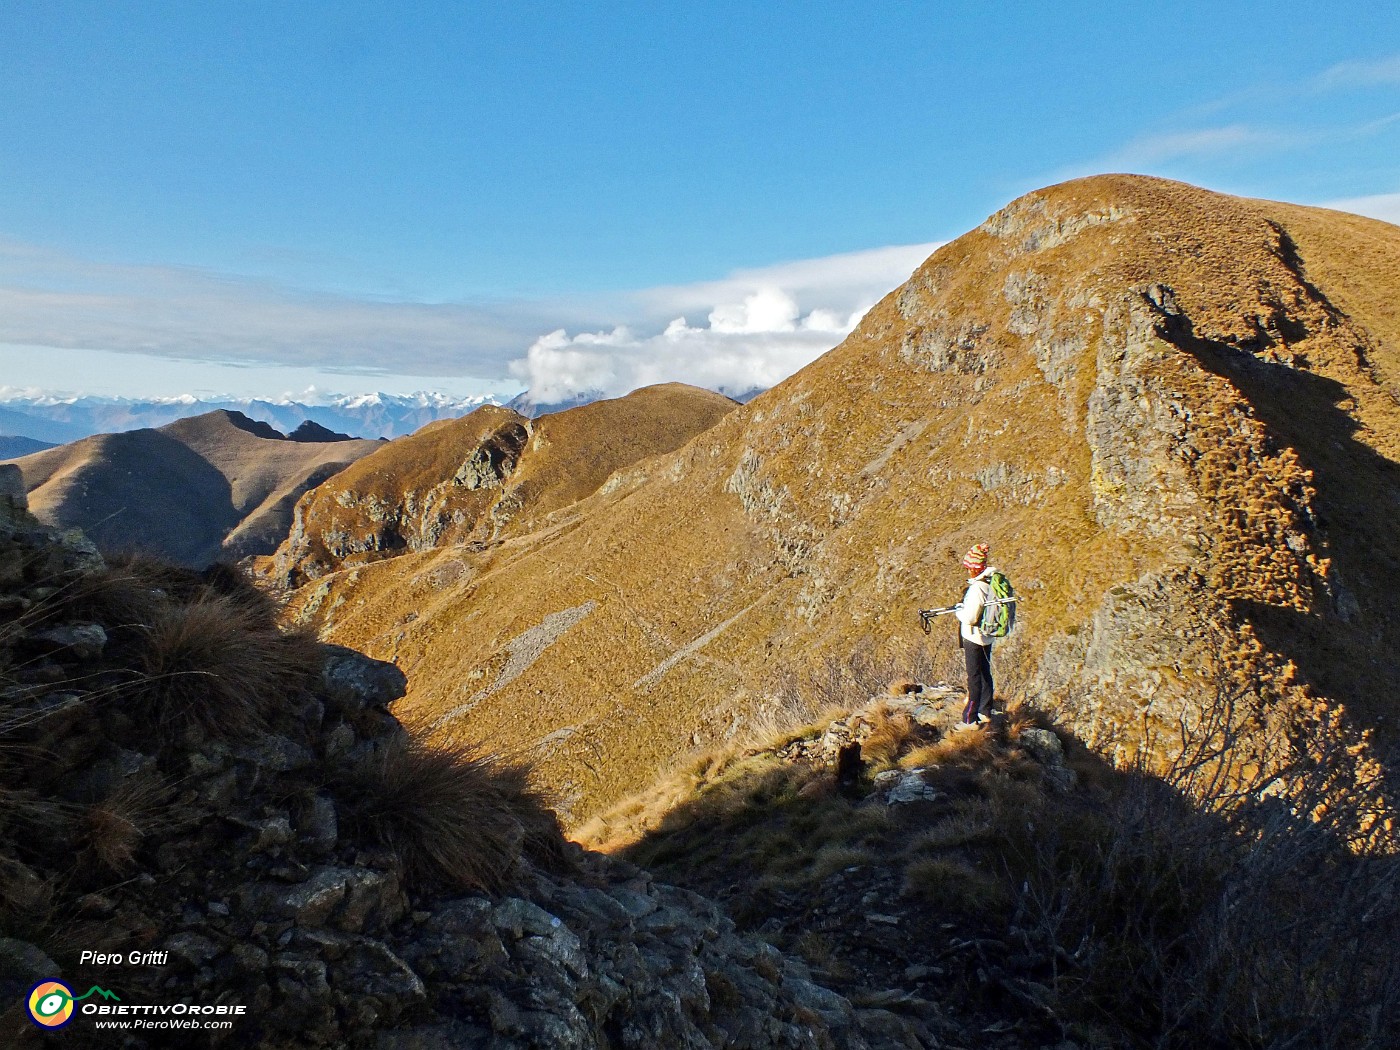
[853,701,917,767]
[283,175,1400,822]
[138,595,323,739]
[268,384,736,586]
[330,737,566,893]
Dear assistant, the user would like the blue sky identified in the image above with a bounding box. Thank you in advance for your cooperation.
[2,2,1398,401]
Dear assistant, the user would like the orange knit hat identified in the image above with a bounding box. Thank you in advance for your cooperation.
[962,543,989,572]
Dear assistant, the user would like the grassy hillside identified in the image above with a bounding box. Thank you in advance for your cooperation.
[263,383,738,586]
[282,175,1400,821]
[1,504,897,1049]
[4,410,380,566]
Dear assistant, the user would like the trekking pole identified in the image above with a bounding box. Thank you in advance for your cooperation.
[918,597,1020,634]
[918,606,959,634]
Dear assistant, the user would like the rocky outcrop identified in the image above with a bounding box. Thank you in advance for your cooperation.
[0,521,891,1049]
[266,385,738,588]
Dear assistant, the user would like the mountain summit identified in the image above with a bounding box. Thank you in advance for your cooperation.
[285,175,1400,819]
[3,410,381,565]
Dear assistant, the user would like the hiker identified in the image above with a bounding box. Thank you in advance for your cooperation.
[956,543,996,726]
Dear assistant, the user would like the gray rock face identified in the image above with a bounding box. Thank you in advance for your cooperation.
[0,463,27,511]
[1016,727,1078,790]
[320,645,408,713]
[877,769,942,805]
[242,866,406,933]
[1085,290,1202,539]
[1016,727,1063,765]
[0,937,58,984]
[29,622,107,659]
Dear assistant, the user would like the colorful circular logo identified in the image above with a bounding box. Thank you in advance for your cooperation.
[28,980,75,1028]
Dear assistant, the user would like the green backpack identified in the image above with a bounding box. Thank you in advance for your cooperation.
[978,570,1016,638]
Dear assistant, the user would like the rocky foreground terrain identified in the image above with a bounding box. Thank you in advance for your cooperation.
[0,474,917,1049]
[582,680,1400,1049]
[3,459,1397,1048]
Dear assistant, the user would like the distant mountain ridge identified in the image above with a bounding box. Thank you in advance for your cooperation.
[0,435,54,459]
[264,383,740,587]
[506,386,766,418]
[0,390,499,442]
[3,409,381,565]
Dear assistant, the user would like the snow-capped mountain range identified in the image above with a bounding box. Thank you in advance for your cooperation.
[0,390,503,445]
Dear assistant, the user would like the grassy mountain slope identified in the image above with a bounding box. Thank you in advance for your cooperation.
[4,410,380,565]
[0,502,898,1050]
[284,175,1400,820]
[264,382,738,586]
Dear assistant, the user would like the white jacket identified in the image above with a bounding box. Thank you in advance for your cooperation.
[956,566,996,646]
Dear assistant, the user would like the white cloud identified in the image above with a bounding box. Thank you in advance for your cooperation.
[509,324,843,404]
[1318,190,1400,226]
[1,234,941,402]
[509,243,940,401]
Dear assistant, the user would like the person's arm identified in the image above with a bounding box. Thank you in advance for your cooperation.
[955,582,983,628]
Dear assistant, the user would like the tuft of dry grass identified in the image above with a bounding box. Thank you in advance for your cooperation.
[900,856,1004,915]
[901,725,996,770]
[900,811,999,854]
[792,931,850,979]
[855,701,919,768]
[1000,698,1054,740]
[80,771,179,873]
[806,844,875,882]
[331,737,566,893]
[138,595,322,740]
[196,561,282,629]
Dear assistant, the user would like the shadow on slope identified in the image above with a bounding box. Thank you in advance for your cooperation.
[582,687,1400,1050]
[23,429,240,565]
[5,517,907,1049]
[1146,282,1400,739]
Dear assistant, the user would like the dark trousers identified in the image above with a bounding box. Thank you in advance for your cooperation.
[962,639,994,723]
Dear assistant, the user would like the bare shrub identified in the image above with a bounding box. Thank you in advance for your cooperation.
[998,686,1400,1049]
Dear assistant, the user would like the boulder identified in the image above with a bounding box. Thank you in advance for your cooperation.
[28,622,107,659]
[320,645,408,713]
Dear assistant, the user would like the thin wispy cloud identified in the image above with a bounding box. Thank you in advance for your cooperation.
[1313,53,1400,90]
[1105,125,1294,167]
[1319,190,1400,226]
[0,235,941,399]
[0,237,578,375]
